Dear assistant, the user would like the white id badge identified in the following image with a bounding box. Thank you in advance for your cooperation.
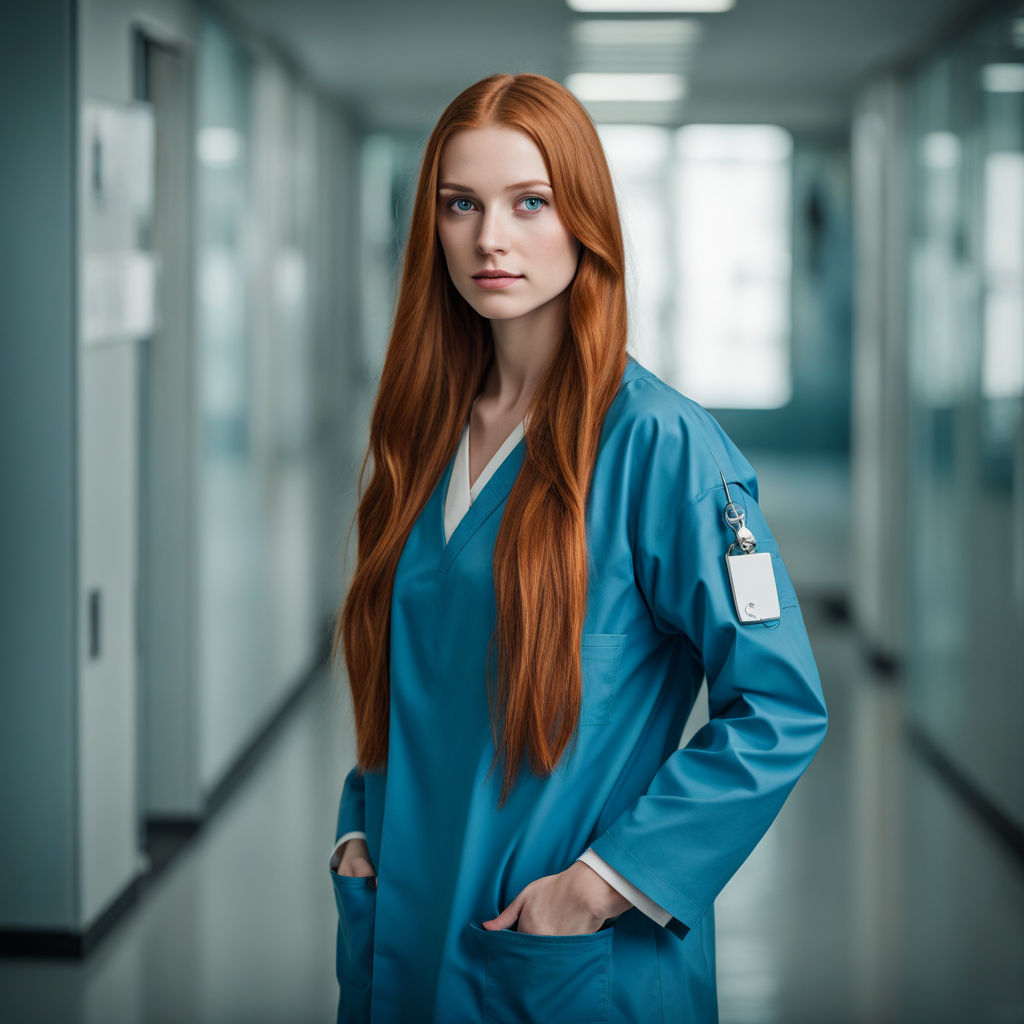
[725,552,781,624]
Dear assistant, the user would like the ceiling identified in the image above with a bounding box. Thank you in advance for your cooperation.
[212,0,989,137]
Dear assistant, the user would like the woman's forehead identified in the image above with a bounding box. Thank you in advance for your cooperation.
[438,125,549,188]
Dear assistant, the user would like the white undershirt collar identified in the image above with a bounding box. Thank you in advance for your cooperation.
[443,414,527,544]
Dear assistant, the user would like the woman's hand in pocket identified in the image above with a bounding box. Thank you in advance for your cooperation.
[334,837,377,886]
[481,861,631,935]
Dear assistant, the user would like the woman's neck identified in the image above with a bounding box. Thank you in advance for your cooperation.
[483,291,568,412]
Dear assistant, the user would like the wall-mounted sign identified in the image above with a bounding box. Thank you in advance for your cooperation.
[80,99,159,346]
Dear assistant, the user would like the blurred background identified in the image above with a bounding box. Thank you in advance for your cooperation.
[0,0,1021,1021]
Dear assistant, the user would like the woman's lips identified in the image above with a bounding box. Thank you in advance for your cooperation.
[473,274,522,290]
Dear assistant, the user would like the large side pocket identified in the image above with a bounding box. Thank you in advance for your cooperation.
[467,920,613,1024]
[330,871,376,1024]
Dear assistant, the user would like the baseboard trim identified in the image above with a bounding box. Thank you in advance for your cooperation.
[906,721,1024,869]
[0,619,334,960]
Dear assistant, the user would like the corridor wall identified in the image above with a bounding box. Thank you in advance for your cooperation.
[0,0,362,945]
[851,0,1024,834]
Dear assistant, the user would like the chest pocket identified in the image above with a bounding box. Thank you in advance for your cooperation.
[580,633,626,726]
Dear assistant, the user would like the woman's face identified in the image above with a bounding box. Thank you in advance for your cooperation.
[436,124,580,328]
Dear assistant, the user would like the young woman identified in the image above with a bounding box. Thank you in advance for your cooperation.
[327,72,827,1024]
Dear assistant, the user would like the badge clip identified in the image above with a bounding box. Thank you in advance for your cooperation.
[720,471,780,624]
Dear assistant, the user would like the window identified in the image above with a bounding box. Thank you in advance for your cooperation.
[599,123,793,408]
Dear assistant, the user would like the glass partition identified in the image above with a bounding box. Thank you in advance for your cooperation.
[906,1,1024,827]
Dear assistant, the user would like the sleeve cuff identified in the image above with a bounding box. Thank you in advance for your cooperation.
[329,830,367,870]
[577,847,673,927]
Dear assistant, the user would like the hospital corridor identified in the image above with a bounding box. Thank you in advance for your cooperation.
[1,1,1022,1022]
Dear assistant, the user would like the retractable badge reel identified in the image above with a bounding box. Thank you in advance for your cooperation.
[719,471,781,625]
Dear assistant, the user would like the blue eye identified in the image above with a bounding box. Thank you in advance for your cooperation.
[449,197,475,213]
[520,196,546,212]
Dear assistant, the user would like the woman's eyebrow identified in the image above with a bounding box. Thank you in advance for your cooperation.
[437,179,552,193]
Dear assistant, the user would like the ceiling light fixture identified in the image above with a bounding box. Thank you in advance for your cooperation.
[920,131,960,170]
[566,72,686,102]
[981,62,1024,92]
[566,0,734,12]
[570,18,703,47]
[197,126,242,167]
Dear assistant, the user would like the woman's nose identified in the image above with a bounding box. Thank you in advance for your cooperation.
[476,210,509,256]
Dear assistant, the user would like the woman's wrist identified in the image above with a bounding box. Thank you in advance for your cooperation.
[569,860,633,920]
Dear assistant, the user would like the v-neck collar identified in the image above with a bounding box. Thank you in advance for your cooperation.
[437,423,528,574]
[444,418,526,545]
[433,355,642,574]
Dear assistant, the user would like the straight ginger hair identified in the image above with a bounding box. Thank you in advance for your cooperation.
[331,73,627,808]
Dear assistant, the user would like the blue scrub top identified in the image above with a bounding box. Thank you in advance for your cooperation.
[330,354,828,1023]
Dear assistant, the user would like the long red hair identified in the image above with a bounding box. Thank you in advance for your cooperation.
[331,73,627,807]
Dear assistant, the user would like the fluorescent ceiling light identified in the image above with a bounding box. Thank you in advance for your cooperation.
[567,0,734,11]
[198,126,242,166]
[920,131,960,170]
[981,63,1024,92]
[597,124,672,164]
[678,123,792,161]
[571,18,704,46]
[567,72,685,102]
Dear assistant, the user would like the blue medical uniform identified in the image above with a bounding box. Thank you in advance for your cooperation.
[329,354,828,1023]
